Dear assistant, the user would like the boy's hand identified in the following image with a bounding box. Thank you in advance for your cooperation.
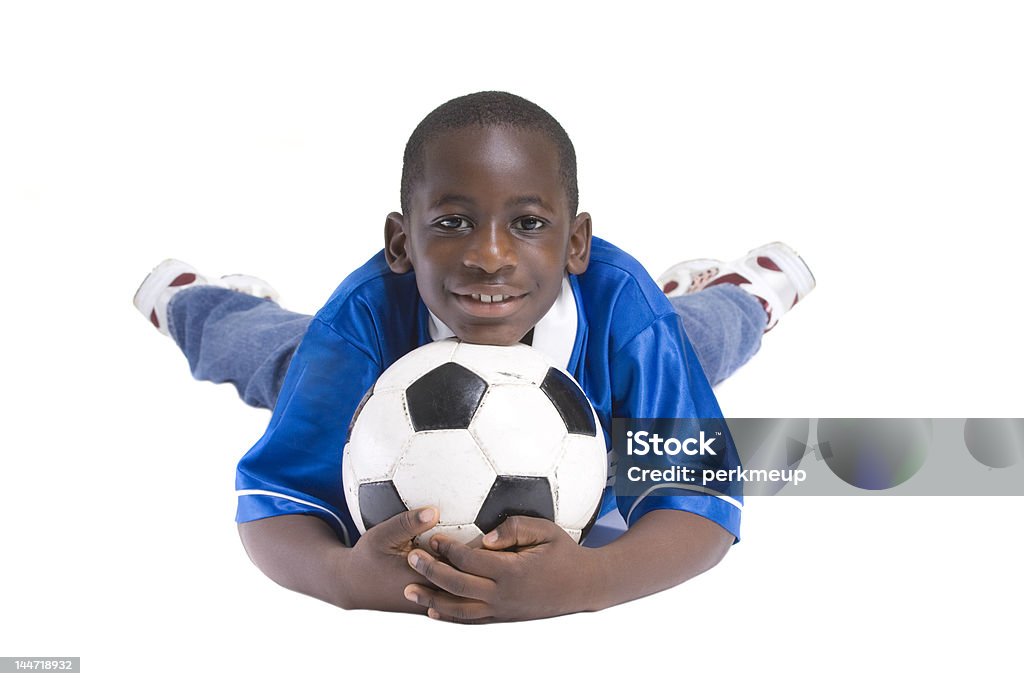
[401,516,601,623]
[339,507,442,613]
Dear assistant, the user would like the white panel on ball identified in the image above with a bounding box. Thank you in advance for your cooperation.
[345,389,414,482]
[393,430,497,526]
[471,384,567,476]
[341,444,364,533]
[554,433,609,529]
[451,342,552,386]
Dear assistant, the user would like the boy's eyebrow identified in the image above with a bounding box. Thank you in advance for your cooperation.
[430,194,556,213]
[431,194,477,209]
[507,195,555,213]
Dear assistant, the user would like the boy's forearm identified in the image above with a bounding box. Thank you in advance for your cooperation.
[584,509,734,611]
[238,515,352,609]
[238,510,439,615]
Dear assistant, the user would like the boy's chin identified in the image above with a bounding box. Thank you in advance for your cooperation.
[453,324,532,347]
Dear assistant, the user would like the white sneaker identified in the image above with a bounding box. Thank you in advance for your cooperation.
[133,259,279,336]
[657,242,815,332]
[133,259,208,335]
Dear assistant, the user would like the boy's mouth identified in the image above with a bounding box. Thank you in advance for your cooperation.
[467,293,517,303]
[451,287,528,318]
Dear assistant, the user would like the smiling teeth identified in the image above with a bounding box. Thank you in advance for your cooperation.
[471,294,509,303]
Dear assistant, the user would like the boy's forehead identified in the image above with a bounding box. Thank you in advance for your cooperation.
[415,127,565,209]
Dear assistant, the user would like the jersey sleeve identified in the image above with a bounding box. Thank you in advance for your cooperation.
[235,316,380,546]
[611,313,743,542]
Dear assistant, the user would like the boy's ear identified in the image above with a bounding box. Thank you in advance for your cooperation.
[384,212,413,274]
[566,212,592,275]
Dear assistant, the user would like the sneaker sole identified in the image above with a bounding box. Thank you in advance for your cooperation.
[756,242,816,298]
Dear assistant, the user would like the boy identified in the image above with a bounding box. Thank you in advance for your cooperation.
[134,92,814,622]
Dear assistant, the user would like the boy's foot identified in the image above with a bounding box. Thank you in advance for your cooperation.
[133,259,280,336]
[657,242,815,332]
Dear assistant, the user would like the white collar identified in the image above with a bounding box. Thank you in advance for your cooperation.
[427,277,578,370]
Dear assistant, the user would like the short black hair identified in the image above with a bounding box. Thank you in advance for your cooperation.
[400,91,578,217]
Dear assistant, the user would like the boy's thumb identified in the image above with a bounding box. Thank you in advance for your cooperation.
[375,506,438,543]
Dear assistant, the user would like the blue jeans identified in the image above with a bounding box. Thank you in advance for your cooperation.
[167,284,765,410]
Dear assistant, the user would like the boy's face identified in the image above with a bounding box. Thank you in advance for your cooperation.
[385,126,591,346]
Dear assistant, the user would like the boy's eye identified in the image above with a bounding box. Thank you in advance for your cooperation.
[512,216,546,231]
[435,217,472,231]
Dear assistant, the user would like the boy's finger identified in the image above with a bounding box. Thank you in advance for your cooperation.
[403,585,493,624]
[371,507,438,545]
[482,515,559,550]
[407,549,496,601]
[429,534,502,577]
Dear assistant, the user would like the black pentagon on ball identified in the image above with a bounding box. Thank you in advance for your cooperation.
[540,368,597,436]
[358,480,408,530]
[475,475,555,535]
[406,362,488,431]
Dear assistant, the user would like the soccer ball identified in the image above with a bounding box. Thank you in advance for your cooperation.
[342,340,608,549]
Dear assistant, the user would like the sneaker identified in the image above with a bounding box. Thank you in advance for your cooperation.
[133,259,279,336]
[133,259,208,336]
[657,242,815,332]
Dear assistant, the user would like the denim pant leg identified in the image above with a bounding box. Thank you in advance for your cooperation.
[166,286,311,410]
[670,284,766,387]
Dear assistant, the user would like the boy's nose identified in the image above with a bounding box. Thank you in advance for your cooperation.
[463,224,517,274]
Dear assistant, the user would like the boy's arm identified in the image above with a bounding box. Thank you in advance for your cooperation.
[403,508,733,622]
[235,313,430,613]
[238,507,442,613]
[578,508,733,609]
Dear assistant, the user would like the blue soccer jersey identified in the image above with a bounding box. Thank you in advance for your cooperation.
[235,236,742,545]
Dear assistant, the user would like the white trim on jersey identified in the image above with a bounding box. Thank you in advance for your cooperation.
[236,489,352,546]
[626,483,744,525]
[532,277,578,369]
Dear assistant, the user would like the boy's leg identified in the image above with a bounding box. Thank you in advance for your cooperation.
[658,242,816,386]
[134,259,306,411]
[166,286,311,410]
[670,285,766,387]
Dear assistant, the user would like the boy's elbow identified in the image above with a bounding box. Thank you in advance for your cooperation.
[659,509,735,579]
[690,515,734,575]
[704,526,734,571]
[236,516,351,608]
[237,520,286,587]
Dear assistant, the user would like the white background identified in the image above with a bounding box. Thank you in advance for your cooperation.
[1,1,1021,683]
